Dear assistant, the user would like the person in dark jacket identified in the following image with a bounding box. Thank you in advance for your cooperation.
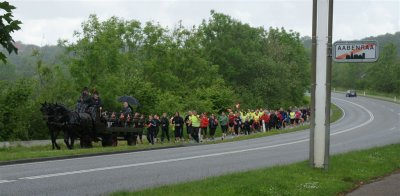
[243,116,251,135]
[172,112,184,142]
[120,102,132,127]
[208,114,218,140]
[87,90,102,121]
[137,114,145,144]
[91,91,102,109]
[146,115,156,145]
[121,102,132,117]
[154,114,161,143]
[185,111,193,141]
[132,112,140,144]
[160,112,170,143]
[76,87,91,113]
[233,112,242,135]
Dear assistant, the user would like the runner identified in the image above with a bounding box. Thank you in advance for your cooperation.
[243,116,251,135]
[200,112,209,141]
[218,112,228,140]
[189,111,201,143]
[233,112,242,135]
[160,112,170,143]
[208,114,218,140]
[172,112,184,142]
[228,111,235,135]
[289,110,296,127]
[147,115,156,145]
[185,111,193,141]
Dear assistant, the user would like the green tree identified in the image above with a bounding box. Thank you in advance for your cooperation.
[0,1,22,63]
[367,43,399,93]
[199,11,309,108]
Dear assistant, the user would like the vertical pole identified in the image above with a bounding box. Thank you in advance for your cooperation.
[324,0,334,170]
[309,0,318,167]
[262,120,266,133]
[312,0,332,168]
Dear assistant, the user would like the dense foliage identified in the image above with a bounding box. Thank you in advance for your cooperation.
[0,1,22,63]
[1,11,310,141]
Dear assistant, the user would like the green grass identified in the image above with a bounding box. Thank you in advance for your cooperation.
[113,143,400,196]
[0,141,179,162]
[0,103,342,163]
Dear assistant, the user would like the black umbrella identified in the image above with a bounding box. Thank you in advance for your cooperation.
[118,95,141,106]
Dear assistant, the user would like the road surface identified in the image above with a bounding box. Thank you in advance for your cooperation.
[0,93,399,195]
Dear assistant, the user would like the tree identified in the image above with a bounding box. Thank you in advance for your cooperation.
[0,1,22,63]
[199,11,309,108]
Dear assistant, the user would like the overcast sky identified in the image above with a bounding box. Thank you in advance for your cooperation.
[8,0,400,46]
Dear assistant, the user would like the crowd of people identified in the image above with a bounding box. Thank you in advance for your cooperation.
[76,87,310,145]
[105,107,311,145]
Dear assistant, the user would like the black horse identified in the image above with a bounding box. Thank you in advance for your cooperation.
[53,104,94,148]
[41,103,95,149]
[40,102,64,150]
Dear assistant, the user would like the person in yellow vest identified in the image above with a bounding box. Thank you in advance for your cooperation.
[189,110,201,143]
[289,110,296,127]
[247,109,254,132]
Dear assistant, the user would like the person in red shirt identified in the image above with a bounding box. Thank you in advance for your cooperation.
[295,110,302,125]
[228,112,235,135]
[200,113,209,141]
[260,111,270,131]
[275,111,283,129]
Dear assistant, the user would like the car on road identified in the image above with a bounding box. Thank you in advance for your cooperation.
[346,90,357,97]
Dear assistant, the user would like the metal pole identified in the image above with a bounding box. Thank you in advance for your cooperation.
[309,0,318,167]
[324,0,334,170]
[313,0,330,168]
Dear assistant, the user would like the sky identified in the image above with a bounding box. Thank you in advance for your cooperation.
[7,0,400,46]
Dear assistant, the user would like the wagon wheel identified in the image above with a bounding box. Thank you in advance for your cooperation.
[101,134,113,147]
[127,133,137,146]
[112,135,118,146]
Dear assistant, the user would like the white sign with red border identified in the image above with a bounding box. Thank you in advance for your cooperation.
[333,41,379,63]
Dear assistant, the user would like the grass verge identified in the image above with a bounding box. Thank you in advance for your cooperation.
[0,104,342,163]
[113,143,400,196]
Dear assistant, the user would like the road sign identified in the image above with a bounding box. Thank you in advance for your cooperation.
[333,41,378,63]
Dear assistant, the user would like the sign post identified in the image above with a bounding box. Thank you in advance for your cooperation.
[310,0,333,169]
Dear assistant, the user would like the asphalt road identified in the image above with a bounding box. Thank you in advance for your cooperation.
[0,93,399,196]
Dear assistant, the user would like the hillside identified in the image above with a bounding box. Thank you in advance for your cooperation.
[0,42,65,80]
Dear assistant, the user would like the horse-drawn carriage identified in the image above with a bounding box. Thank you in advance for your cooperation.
[96,112,143,147]
[40,101,143,149]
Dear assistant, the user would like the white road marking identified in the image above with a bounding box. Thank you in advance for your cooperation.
[331,98,374,136]
[19,138,309,180]
[0,180,17,184]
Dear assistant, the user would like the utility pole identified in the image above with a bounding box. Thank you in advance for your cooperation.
[310,0,334,169]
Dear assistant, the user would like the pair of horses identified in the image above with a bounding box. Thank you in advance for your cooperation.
[40,102,98,149]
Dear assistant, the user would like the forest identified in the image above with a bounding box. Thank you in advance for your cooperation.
[0,11,310,141]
